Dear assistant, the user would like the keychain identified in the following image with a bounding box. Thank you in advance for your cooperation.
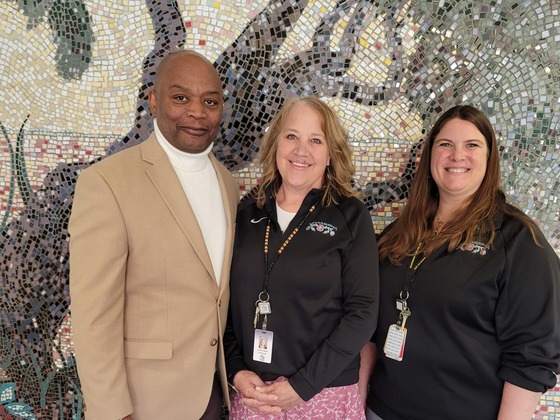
[384,299,412,361]
[253,292,271,330]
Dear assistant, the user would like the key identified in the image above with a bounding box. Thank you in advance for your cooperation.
[253,305,260,328]
[262,314,268,331]
[400,307,411,329]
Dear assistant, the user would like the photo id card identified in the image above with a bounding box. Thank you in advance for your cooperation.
[383,324,407,361]
[253,329,273,364]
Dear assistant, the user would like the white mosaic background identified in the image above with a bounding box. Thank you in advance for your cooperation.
[0,0,558,418]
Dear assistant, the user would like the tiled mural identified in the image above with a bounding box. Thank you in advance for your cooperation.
[1,0,559,418]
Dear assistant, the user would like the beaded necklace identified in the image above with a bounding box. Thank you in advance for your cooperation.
[253,202,317,331]
[262,203,317,291]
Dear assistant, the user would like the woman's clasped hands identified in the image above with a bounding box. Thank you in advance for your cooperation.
[234,370,304,414]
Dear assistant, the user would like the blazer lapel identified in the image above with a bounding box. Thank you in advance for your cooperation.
[210,153,236,294]
[141,135,216,284]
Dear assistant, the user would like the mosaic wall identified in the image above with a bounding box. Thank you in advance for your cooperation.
[1,0,559,418]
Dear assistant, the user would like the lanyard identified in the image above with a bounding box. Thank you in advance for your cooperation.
[253,203,317,331]
[386,242,430,360]
[399,241,426,302]
[262,203,316,294]
[409,242,426,270]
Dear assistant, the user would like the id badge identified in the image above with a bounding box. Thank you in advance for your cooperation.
[253,329,273,363]
[383,324,407,361]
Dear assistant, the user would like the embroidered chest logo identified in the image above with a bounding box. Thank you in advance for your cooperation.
[459,241,489,255]
[306,221,337,236]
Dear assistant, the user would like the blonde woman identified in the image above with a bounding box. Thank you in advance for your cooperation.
[225,97,379,418]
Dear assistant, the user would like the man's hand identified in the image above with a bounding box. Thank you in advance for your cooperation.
[233,370,282,414]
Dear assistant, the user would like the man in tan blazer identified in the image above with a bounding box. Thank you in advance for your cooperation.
[69,50,239,420]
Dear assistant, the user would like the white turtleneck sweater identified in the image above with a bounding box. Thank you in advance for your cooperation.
[154,119,227,284]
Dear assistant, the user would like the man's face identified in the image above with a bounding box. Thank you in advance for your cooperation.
[149,54,223,153]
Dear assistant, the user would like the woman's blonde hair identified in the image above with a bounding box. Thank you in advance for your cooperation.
[256,96,358,207]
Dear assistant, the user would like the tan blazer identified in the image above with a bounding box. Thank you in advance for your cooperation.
[69,134,239,420]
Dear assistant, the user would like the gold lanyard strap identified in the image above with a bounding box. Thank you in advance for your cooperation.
[409,241,426,271]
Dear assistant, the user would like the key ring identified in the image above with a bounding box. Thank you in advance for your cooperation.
[258,291,270,302]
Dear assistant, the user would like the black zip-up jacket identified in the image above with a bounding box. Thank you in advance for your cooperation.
[368,206,560,419]
[225,188,379,401]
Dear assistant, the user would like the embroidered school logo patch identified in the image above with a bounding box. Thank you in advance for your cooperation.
[459,241,488,255]
[306,221,337,236]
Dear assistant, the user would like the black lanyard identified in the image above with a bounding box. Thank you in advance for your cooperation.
[261,203,317,294]
[253,203,318,330]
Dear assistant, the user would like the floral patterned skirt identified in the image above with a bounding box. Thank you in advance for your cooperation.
[229,377,365,419]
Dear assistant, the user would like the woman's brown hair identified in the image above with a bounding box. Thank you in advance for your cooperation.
[379,105,538,264]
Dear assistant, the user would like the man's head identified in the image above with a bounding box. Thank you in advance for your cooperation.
[149,50,223,153]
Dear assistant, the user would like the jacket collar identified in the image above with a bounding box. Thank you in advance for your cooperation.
[263,185,324,221]
[139,134,228,291]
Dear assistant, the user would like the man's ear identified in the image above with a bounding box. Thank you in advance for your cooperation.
[148,90,157,116]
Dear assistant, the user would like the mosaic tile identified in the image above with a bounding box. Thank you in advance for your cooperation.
[1,0,559,417]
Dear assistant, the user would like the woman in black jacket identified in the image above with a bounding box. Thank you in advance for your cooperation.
[225,96,379,418]
[366,105,560,420]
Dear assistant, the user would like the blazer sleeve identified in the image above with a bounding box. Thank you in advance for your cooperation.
[69,166,133,419]
[223,305,250,382]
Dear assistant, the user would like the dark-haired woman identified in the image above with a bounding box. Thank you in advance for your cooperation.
[366,105,560,420]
